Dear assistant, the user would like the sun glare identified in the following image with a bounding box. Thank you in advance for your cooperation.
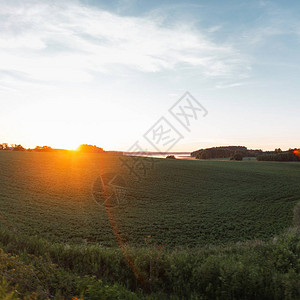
[293,149,300,157]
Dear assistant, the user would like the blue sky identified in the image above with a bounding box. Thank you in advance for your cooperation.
[0,0,299,151]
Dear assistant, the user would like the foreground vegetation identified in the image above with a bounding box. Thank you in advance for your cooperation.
[1,221,300,299]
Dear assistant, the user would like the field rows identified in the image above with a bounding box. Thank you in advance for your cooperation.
[0,151,299,247]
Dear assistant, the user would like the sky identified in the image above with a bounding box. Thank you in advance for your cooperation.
[0,0,299,151]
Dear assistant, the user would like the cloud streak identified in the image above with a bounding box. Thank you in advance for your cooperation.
[0,0,247,86]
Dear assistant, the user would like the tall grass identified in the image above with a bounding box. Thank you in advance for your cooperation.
[0,223,300,299]
[293,202,300,227]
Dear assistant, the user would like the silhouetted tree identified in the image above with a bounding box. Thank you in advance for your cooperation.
[13,145,25,151]
[77,144,104,153]
[0,143,9,150]
[34,146,54,152]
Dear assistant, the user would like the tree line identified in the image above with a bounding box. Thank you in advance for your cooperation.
[0,143,26,151]
[0,143,105,153]
[257,149,300,162]
[191,146,300,162]
[191,146,263,160]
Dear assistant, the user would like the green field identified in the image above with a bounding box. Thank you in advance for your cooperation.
[0,151,299,248]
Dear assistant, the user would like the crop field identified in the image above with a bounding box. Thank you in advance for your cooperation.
[0,151,300,247]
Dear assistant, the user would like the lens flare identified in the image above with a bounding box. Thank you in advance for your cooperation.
[96,174,146,287]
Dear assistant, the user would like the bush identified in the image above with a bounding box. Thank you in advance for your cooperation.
[230,153,243,161]
[166,155,176,159]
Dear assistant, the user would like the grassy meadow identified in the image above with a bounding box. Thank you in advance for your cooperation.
[1,151,300,298]
[0,151,300,247]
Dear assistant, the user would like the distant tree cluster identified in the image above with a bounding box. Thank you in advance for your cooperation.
[230,151,243,161]
[191,146,300,162]
[191,146,262,160]
[12,145,25,151]
[0,143,106,153]
[77,144,104,153]
[33,146,54,152]
[0,143,25,151]
[166,155,176,159]
[0,143,10,150]
[257,149,300,162]
[0,144,58,152]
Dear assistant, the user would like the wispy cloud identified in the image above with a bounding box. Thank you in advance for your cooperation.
[216,82,245,89]
[239,2,300,46]
[0,0,248,87]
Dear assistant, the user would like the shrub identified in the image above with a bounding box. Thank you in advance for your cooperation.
[230,152,243,161]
